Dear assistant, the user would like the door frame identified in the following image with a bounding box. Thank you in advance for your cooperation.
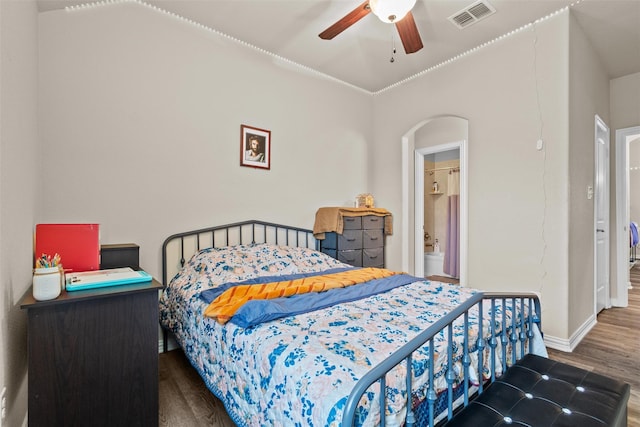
[594,115,610,313]
[614,125,640,307]
[413,141,468,284]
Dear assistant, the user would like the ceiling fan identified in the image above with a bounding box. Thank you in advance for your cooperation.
[319,0,423,54]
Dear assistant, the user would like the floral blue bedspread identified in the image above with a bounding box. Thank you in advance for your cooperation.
[159,244,495,426]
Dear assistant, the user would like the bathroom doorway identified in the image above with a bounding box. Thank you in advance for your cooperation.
[415,142,465,283]
[423,149,460,281]
[402,116,468,284]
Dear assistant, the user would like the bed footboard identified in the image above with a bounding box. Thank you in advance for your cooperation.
[341,292,542,427]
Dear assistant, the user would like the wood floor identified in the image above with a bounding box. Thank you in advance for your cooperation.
[427,275,460,284]
[159,348,235,426]
[159,269,640,426]
[547,267,640,426]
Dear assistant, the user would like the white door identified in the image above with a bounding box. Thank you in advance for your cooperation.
[595,115,610,313]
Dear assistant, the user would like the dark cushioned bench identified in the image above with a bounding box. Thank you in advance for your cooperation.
[442,353,630,426]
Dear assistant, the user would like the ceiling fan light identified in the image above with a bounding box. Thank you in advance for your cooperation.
[369,0,417,24]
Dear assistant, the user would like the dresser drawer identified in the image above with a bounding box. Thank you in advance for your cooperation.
[322,232,338,250]
[342,216,362,230]
[338,249,362,267]
[363,248,384,267]
[337,229,362,250]
[322,230,364,251]
[363,229,383,249]
[321,248,336,258]
[362,215,384,230]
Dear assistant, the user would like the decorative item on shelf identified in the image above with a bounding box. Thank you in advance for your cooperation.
[432,181,439,193]
[355,193,375,208]
[433,239,440,253]
[33,253,63,301]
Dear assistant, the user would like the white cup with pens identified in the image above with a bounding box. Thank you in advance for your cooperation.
[32,253,63,301]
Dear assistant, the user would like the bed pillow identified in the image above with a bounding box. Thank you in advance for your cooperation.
[167,243,302,298]
[167,243,350,301]
[256,259,298,275]
[277,245,349,273]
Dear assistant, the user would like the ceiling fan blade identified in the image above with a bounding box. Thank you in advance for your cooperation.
[319,1,371,40]
[395,12,423,54]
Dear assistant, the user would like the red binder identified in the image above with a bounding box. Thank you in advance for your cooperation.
[35,224,100,272]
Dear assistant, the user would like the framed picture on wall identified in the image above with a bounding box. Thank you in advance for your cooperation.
[240,124,271,170]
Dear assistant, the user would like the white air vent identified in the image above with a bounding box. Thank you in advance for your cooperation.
[448,0,496,29]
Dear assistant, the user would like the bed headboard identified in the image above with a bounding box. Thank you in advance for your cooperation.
[161,220,319,287]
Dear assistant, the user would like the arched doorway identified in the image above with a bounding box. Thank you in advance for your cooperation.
[401,116,468,285]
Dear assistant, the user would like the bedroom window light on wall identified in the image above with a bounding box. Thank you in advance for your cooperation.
[369,0,416,23]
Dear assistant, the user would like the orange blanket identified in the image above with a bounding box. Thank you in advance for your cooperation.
[204,268,398,324]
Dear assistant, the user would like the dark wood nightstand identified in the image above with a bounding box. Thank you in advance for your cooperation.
[20,277,162,427]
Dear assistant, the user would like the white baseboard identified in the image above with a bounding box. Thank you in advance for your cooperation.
[544,335,572,352]
[543,314,597,352]
[611,282,631,307]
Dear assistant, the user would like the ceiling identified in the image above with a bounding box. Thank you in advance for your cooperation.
[37,0,640,93]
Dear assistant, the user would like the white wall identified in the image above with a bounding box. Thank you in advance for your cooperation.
[611,72,640,130]
[567,12,610,336]
[38,2,372,281]
[0,0,40,425]
[371,12,571,340]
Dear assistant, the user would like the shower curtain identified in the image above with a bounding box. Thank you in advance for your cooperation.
[443,169,460,278]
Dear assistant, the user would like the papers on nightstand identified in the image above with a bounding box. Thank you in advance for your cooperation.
[66,267,152,291]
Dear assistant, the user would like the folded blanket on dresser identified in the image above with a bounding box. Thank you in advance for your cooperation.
[313,206,393,239]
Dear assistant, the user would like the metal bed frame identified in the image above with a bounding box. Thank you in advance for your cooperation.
[342,291,542,427]
[160,220,542,427]
[162,220,319,288]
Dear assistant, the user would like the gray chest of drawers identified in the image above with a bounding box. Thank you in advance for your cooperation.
[320,215,385,268]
